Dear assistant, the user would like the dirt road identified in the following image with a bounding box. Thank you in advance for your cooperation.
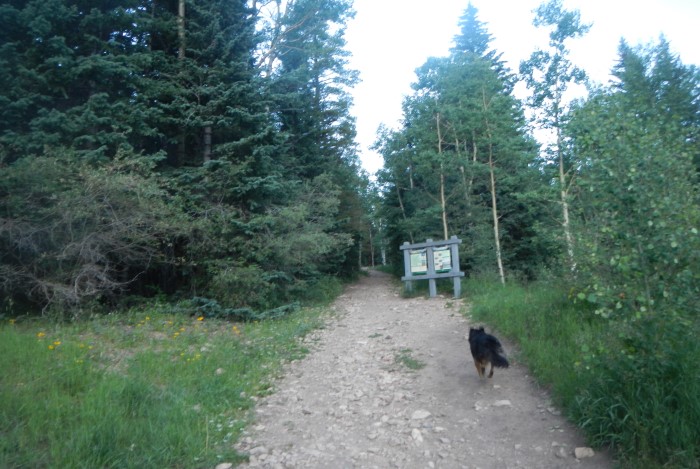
[234,270,612,468]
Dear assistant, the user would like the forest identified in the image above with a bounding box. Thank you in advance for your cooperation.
[1,0,698,467]
[1,0,368,317]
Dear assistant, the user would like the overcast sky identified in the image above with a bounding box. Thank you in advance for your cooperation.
[344,0,700,176]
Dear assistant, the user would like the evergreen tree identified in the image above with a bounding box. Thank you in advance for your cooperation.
[0,0,365,311]
[450,2,511,90]
[266,0,359,179]
[450,2,491,56]
[0,1,158,162]
[261,0,363,274]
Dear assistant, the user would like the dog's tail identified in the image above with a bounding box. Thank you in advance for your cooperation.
[485,335,509,368]
[492,351,509,368]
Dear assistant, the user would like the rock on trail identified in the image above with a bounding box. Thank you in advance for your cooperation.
[234,270,611,468]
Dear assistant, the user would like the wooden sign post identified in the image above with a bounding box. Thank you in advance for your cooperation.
[400,236,464,298]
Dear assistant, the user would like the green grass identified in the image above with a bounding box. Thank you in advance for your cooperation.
[463,277,602,408]
[395,348,426,371]
[463,276,700,468]
[0,304,327,468]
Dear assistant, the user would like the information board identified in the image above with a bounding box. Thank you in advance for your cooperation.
[400,236,464,298]
[409,249,427,275]
[433,246,451,273]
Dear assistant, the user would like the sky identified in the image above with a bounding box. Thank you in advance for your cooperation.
[344,0,700,176]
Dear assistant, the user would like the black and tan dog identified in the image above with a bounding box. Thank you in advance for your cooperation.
[468,326,509,378]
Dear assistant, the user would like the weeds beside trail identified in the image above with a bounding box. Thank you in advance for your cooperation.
[0,304,329,468]
[465,277,700,469]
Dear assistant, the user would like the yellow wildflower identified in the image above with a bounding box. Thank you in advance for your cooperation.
[196,316,204,321]
[37,332,46,338]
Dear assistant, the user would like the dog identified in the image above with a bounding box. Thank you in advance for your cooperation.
[468,326,509,378]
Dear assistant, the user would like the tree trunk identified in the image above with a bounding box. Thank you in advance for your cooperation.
[483,90,505,285]
[177,0,186,60]
[203,125,212,163]
[436,113,449,240]
[395,182,413,243]
[489,143,506,285]
[358,237,362,269]
[557,125,576,271]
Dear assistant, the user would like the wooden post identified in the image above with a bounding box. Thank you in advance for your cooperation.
[402,242,413,293]
[425,239,437,297]
[450,235,461,298]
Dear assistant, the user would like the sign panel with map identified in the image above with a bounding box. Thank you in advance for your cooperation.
[409,249,427,275]
[433,246,451,273]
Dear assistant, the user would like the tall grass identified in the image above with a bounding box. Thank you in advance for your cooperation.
[0,303,327,468]
[464,276,700,468]
[463,277,602,408]
[573,315,700,468]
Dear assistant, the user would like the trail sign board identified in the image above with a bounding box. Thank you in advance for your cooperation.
[400,236,464,298]
[409,249,427,275]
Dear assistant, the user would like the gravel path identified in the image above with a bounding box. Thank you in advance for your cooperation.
[234,270,613,468]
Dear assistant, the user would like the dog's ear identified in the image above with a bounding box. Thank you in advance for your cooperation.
[478,326,484,331]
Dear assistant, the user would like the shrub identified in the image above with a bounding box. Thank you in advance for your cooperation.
[0,153,188,312]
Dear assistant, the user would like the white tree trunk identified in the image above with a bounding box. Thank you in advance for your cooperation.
[489,148,506,285]
[482,89,505,285]
[557,126,576,271]
[436,113,449,239]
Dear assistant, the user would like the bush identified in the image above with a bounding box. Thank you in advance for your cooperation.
[207,263,284,311]
[0,153,188,312]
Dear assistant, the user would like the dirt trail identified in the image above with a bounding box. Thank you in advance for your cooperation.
[234,270,612,468]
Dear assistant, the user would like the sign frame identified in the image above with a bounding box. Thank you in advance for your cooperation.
[400,236,464,298]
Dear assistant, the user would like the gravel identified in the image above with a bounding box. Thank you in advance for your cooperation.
[233,270,612,468]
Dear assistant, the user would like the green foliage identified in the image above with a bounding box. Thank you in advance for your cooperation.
[568,40,700,321]
[395,348,426,371]
[0,0,363,315]
[208,263,284,312]
[0,304,328,467]
[519,0,589,129]
[188,296,300,322]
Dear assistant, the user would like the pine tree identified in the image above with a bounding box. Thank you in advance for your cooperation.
[265,0,359,180]
[0,1,159,161]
